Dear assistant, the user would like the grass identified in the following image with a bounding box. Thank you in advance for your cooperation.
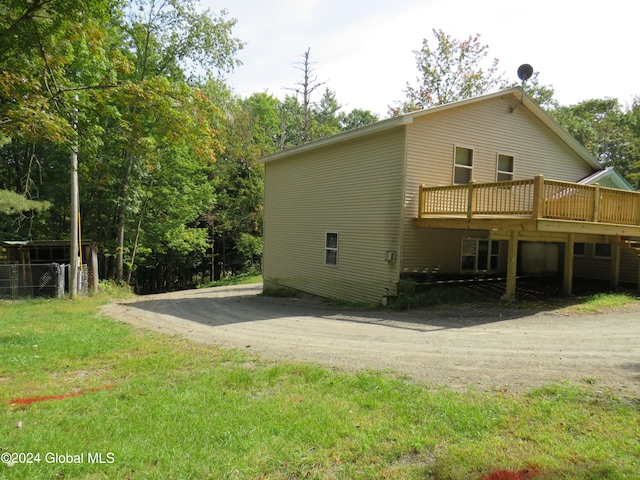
[1,296,639,479]
[567,292,639,314]
[196,272,263,289]
[390,277,640,314]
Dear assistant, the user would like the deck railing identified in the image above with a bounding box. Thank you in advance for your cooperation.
[418,175,640,226]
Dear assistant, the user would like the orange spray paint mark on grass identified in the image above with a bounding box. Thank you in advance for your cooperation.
[479,466,541,480]
[9,385,115,405]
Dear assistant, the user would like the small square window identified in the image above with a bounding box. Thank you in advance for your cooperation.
[573,243,586,257]
[325,232,338,266]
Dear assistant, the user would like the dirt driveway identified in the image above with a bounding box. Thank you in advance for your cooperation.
[100,283,640,393]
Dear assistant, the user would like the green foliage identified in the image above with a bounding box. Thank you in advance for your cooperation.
[196,271,262,288]
[120,0,244,81]
[550,98,640,184]
[397,29,504,112]
[0,190,50,215]
[96,279,135,298]
[1,4,636,295]
[340,108,380,130]
[1,299,638,479]
[0,0,116,143]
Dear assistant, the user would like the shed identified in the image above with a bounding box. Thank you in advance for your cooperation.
[1,239,99,292]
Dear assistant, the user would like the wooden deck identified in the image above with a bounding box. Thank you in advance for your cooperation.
[414,175,640,298]
[415,175,640,237]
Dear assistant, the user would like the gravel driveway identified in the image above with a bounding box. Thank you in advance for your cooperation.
[100,283,640,393]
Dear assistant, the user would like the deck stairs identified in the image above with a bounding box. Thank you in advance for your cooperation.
[621,237,640,257]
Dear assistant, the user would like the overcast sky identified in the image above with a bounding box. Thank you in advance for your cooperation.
[202,0,638,117]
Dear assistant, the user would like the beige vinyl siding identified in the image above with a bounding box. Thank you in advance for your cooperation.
[573,244,639,284]
[263,128,405,303]
[401,94,595,273]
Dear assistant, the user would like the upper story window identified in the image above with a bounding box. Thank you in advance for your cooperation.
[454,146,473,184]
[325,232,338,266]
[497,154,514,181]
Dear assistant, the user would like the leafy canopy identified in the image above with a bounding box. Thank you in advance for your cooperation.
[397,28,504,113]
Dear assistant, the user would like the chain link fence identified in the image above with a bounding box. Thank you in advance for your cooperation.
[0,263,88,299]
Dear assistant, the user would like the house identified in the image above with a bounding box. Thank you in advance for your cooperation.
[260,87,640,304]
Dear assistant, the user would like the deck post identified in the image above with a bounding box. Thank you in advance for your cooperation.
[611,241,620,288]
[563,233,574,295]
[592,183,600,222]
[503,230,518,301]
[418,184,426,218]
[531,175,544,219]
[467,181,476,220]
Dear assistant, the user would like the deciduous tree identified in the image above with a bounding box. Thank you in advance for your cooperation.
[394,29,504,113]
[550,98,639,183]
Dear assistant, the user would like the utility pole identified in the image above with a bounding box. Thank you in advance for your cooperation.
[69,96,79,299]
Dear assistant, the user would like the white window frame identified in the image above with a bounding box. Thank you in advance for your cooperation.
[593,243,611,259]
[453,145,473,185]
[496,153,514,182]
[460,237,500,273]
[325,232,339,267]
[573,242,586,257]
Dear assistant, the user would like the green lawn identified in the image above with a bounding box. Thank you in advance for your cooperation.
[1,295,638,479]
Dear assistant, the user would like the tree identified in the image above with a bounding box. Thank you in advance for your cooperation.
[120,0,243,82]
[627,98,640,187]
[0,0,116,145]
[394,29,504,113]
[0,189,50,240]
[104,0,244,281]
[286,48,325,143]
[339,108,379,131]
[0,189,50,216]
[0,0,118,290]
[311,88,342,139]
[196,81,265,281]
[243,92,282,155]
[550,98,639,183]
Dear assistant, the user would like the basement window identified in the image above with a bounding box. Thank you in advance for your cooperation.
[461,237,499,273]
[454,146,473,184]
[325,232,339,266]
[593,243,611,259]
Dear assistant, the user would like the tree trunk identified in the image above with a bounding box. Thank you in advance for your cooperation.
[115,151,133,281]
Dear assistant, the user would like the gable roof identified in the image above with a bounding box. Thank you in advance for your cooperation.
[579,167,635,191]
[260,87,602,172]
